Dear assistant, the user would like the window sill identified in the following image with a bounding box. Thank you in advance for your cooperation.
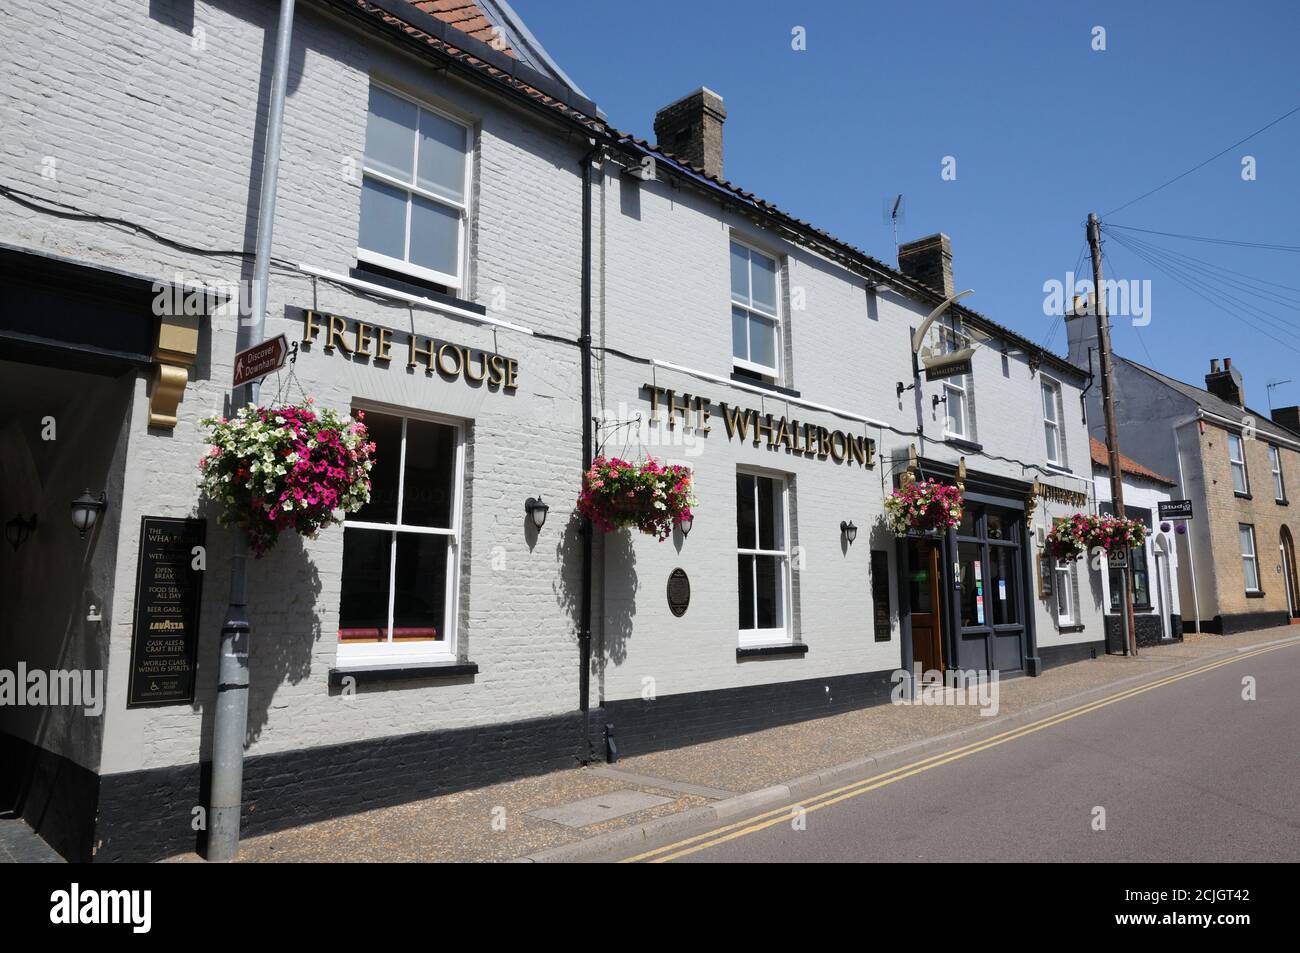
[1276,498,1290,506]
[1042,462,1073,476]
[1245,590,1266,599]
[729,371,800,399]
[737,642,808,660]
[350,262,482,315]
[328,661,478,687]
[1234,491,1253,501]
[1056,623,1085,633]
[944,436,983,454]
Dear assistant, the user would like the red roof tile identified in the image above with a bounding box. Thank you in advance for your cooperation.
[411,1,515,56]
[1090,437,1175,486]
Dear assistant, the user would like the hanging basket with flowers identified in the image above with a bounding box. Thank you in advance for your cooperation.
[883,478,964,537]
[1047,512,1147,561]
[577,455,696,541]
[198,399,376,557]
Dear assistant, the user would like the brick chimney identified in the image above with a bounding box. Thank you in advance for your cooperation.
[897,233,955,297]
[1205,356,1245,406]
[654,87,726,178]
[1272,406,1300,434]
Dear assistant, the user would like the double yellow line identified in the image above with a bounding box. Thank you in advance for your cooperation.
[623,641,1295,863]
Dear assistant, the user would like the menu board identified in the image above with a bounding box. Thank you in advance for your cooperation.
[127,517,206,708]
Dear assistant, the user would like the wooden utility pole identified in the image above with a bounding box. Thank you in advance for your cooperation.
[1087,212,1137,657]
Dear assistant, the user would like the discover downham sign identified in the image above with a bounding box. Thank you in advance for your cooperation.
[642,384,877,468]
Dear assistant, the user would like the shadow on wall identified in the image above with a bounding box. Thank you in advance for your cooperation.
[553,512,638,679]
[189,501,323,753]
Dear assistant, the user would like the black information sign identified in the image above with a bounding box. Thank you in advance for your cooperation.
[667,568,691,618]
[127,517,206,708]
[1158,499,1194,520]
[871,551,892,642]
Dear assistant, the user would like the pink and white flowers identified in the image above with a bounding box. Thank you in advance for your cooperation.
[1048,512,1147,560]
[198,399,375,557]
[883,478,964,536]
[577,455,695,541]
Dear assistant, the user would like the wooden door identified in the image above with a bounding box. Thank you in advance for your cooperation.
[908,540,945,671]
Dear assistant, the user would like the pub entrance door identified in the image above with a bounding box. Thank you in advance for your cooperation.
[906,538,945,671]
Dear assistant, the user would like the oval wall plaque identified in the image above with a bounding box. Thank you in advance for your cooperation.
[667,568,691,617]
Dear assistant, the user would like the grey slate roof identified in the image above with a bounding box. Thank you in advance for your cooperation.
[1122,356,1300,444]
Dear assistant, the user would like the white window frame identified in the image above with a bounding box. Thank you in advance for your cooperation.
[1041,377,1064,466]
[729,238,784,381]
[1228,432,1249,495]
[358,80,473,290]
[1240,523,1261,593]
[1054,559,1074,626]
[736,469,792,647]
[338,405,465,664]
[1269,444,1285,501]
[941,315,969,439]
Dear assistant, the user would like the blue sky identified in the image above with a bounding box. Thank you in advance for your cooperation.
[512,0,1300,411]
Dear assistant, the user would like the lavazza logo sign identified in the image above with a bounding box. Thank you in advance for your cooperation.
[49,883,152,933]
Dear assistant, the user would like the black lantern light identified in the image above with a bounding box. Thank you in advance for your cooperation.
[525,496,549,530]
[678,512,693,538]
[840,520,858,545]
[70,490,107,539]
[5,514,37,551]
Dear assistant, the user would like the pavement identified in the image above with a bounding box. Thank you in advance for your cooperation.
[0,819,63,863]
[154,625,1300,864]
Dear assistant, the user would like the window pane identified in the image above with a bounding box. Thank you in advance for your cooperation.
[391,533,448,641]
[1041,383,1057,422]
[409,195,460,276]
[958,541,982,627]
[946,387,965,435]
[748,313,776,370]
[339,528,393,641]
[1109,569,1122,611]
[1045,423,1059,462]
[416,109,466,202]
[1232,462,1247,494]
[352,411,402,524]
[730,242,749,301]
[401,419,457,528]
[732,306,748,361]
[750,251,778,313]
[1243,556,1259,591]
[1239,525,1255,557]
[990,545,1017,625]
[358,177,408,261]
[1055,568,1071,620]
[958,505,978,537]
[986,510,1010,540]
[757,476,782,551]
[755,555,783,629]
[365,86,417,182]
[736,474,756,548]
[737,554,754,630]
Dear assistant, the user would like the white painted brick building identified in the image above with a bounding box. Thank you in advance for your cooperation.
[0,0,1106,861]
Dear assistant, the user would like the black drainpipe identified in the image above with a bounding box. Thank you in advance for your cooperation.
[578,144,599,758]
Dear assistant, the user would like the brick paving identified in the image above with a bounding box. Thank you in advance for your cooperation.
[159,627,1299,864]
[0,819,63,863]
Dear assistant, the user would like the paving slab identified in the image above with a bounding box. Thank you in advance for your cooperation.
[526,790,672,827]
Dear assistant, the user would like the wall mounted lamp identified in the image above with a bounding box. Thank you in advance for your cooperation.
[70,490,107,539]
[840,520,858,545]
[5,514,37,551]
[525,496,549,531]
[678,512,694,538]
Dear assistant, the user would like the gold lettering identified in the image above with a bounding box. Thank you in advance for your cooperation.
[375,327,393,362]
[848,434,866,466]
[326,315,352,354]
[302,309,323,345]
[816,426,831,459]
[755,413,777,448]
[353,321,375,358]
[504,358,519,391]
[697,397,712,434]
[436,343,464,379]
[668,390,692,430]
[721,404,752,441]
[829,429,847,463]
[408,334,434,371]
[464,348,487,383]
[488,354,506,387]
[776,416,792,451]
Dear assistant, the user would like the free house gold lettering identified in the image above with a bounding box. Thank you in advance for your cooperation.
[301,309,518,391]
[642,384,875,469]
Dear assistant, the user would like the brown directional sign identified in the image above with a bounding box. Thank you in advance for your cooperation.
[232,333,288,387]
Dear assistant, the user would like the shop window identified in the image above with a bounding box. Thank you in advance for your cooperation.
[1240,523,1261,593]
[736,471,791,644]
[1227,433,1249,495]
[730,240,782,382]
[1110,544,1151,610]
[358,83,471,289]
[1055,560,1075,626]
[338,410,462,661]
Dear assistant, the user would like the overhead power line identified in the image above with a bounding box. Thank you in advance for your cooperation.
[1102,103,1300,217]
[1104,222,1300,253]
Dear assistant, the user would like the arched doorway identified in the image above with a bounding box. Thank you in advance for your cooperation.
[1281,527,1299,622]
